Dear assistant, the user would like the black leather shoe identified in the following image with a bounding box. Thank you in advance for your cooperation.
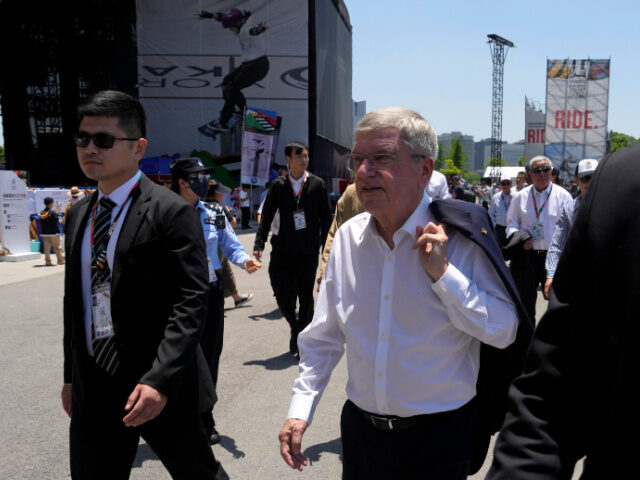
[207,426,221,445]
[289,332,298,354]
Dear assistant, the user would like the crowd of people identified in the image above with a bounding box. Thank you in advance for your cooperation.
[57,88,634,480]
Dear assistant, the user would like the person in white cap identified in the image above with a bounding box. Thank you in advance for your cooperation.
[489,175,514,250]
[544,158,598,298]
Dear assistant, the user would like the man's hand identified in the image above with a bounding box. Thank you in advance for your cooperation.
[244,258,261,274]
[122,384,167,427]
[61,384,72,418]
[523,238,533,250]
[253,250,263,262]
[279,418,308,471]
[544,278,553,300]
[414,222,449,281]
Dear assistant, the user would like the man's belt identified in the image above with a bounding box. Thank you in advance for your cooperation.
[349,400,470,432]
[535,249,547,256]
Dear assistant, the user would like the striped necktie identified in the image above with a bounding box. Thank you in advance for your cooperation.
[91,196,119,375]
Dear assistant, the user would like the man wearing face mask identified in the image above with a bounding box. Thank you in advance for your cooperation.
[169,157,261,444]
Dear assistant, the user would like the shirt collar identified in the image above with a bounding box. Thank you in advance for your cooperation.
[362,191,433,244]
[289,171,308,189]
[98,170,142,206]
[532,182,552,196]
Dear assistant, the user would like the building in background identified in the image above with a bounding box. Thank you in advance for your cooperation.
[475,139,524,170]
[352,100,366,139]
[0,0,353,190]
[525,96,545,162]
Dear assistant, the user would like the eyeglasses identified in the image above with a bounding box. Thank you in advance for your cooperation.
[75,131,139,149]
[346,152,425,172]
[532,166,552,174]
[188,173,211,183]
[579,174,592,183]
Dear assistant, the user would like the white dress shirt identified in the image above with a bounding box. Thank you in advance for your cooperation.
[288,193,518,423]
[80,171,141,354]
[506,183,573,251]
[425,170,451,200]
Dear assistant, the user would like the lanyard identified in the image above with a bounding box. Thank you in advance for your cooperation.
[531,184,552,221]
[289,171,308,209]
[90,174,142,267]
[501,193,511,210]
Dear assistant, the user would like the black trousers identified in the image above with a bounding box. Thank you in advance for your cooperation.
[69,361,227,480]
[241,206,251,228]
[219,56,269,124]
[340,400,475,480]
[268,250,318,336]
[200,280,225,429]
[510,249,547,321]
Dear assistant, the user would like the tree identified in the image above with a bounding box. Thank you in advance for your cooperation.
[518,155,526,167]
[434,142,444,170]
[441,158,461,176]
[447,138,469,171]
[610,131,639,153]
[484,158,507,170]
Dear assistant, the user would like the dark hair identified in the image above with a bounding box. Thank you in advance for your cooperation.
[285,141,308,158]
[44,197,54,206]
[170,173,183,194]
[551,168,559,176]
[451,175,461,182]
[77,90,146,138]
[517,171,526,177]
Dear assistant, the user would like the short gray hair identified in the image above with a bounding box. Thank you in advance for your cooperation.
[530,155,551,167]
[354,107,438,159]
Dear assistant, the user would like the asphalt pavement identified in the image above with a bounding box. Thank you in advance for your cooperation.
[0,226,581,479]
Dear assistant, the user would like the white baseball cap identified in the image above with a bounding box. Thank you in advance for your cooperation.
[577,159,598,178]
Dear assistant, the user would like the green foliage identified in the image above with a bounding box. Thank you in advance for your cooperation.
[610,131,639,153]
[0,145,4,168]
[518,155,526,167]
[434,142,444,170]
[465,171,481,185]
[485,157,507,170]
[441,158,461,176]
[447,138,469,171]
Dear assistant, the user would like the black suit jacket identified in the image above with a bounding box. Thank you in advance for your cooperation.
[63,175,215,414]
[487,144,640,479]
[430,199,534,474]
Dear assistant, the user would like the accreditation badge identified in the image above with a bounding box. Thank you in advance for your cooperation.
[293,210,307,230]
[531,223,544,241]
[91,284,115,339]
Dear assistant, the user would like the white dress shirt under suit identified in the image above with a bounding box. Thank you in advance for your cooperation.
[506,183,573,251]
[288,193,518,423]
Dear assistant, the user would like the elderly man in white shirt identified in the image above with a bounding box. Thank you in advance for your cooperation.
[278,107,519,479]
[506,155,573,321]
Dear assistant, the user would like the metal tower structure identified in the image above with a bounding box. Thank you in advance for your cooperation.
[487,34,515,180]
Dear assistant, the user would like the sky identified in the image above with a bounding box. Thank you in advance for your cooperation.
[347,0,639,143]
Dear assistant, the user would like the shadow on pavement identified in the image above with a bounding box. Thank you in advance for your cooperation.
[304,437,343,466]
[248,308,282,321]
[219,435,246,459]
[243,352,298,370]
[132,442,159,468]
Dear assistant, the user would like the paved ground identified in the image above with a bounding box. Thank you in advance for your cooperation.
[0,227,582,479]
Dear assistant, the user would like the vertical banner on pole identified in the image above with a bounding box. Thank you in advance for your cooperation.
[0,171,31,255]
[544,59,610,181]
[524,97,545,162]
[241,107,281,187]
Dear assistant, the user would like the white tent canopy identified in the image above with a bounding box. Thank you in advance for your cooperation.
[482,166,525,181]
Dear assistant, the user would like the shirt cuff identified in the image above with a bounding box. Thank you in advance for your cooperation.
[287,393,315,424]
[430,263,470,306]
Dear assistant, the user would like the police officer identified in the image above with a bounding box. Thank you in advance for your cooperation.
[169,157,260,444]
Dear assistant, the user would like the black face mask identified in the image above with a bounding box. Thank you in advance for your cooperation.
[189,176,210,200]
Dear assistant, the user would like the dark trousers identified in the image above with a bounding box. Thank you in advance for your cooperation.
[340,400,474,480]
[219,252,237,298]
[69,361,227,480]
[510,249,547,321]
[241,206,251,228]
[200,280,224,429]
[268,250,318,336]
[495,225,508,260]
[219,56,269,124]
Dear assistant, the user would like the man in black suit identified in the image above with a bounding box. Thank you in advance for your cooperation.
[252,141,332,357]
[61,90,227,479]
[487,144,640,479]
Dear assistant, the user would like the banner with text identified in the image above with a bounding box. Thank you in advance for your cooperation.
[544,59,610,180]
[136,0,308,160]
[525,97,545,162]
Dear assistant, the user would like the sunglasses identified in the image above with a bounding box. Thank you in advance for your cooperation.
[75,131,139,149]
[579,174,593,183]
[532,166,552,174]
[501,182,511,186]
